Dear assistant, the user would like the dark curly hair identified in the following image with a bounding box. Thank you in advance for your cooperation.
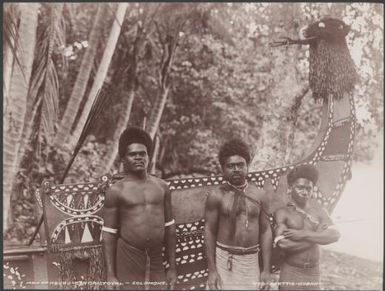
[218,138,251,167]
[287,164,319,186]
[118,127,153,159]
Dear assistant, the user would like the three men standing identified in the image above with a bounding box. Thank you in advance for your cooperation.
[101,127,177,290]
[102,130,339,290]
[204,139,273,290]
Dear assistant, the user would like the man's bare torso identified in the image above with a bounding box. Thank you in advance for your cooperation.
[279,201,324,265]
[216,183,265,247]
[112,175,166,249]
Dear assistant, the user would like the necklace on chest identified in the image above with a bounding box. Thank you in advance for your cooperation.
[226,180,248,192]
[287,201,320,228]
[226,181,250,230]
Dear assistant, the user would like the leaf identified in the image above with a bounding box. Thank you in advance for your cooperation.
[3,4,27,82]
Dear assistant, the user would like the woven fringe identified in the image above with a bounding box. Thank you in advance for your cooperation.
[58,246,105,289]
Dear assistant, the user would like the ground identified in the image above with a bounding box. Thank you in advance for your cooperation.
[320,249,383,290]
[3,245,382,290]
[269,249,383,290]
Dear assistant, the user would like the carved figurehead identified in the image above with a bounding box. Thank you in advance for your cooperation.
[273,17,358,101]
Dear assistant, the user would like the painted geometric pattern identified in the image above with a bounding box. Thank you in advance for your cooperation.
[40,176,110,252]
[169,220,208,290]
[50,215,103,245]
[312,95,355,210]
[47,178,109,216]
[168,167,292,192]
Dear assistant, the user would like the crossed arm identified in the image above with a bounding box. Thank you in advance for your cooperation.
[274,207,340,250]
[274,209,314,251]
[291,226,340,245]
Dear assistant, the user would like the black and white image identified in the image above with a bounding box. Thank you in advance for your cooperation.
[3,2,383,290]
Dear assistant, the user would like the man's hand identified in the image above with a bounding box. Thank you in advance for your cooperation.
[259,271,274,290]
[166,267,177,290]
[207,271,223,290]
[282,229,307,241]
[105,275,120,290]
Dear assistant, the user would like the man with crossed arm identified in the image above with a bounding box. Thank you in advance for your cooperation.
[274,165,340,290]
[101,127,177,290]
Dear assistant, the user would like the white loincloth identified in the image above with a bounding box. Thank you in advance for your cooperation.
[214,244,261,290]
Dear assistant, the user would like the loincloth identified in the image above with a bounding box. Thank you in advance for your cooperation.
[213,242,261,290]
[115,237,166,290]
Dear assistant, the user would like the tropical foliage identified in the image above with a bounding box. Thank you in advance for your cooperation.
[3,3,383,243]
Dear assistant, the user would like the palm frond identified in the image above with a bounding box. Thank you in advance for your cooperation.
[29,3,65,145]
[3,4,27,82]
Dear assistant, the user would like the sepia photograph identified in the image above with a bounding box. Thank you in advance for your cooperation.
[3,2,383,290]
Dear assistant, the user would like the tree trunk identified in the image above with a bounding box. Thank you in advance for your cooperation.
[53,5,105,147]
[96,88,135,176]
[150,134,160,174]
[3,3,39,232]
[145,32,178,139]
[146,86,170,139]
[18,3,64,167]
[69,3,128,149]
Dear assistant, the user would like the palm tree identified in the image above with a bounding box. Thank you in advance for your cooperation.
[69,3,128,148]
[18,3,65,164]
[3,3,40,232]
[53,4,106,147]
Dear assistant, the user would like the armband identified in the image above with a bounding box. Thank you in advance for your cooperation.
[273,235,285,247]
[102,226,118,234]
[165,219,175,227]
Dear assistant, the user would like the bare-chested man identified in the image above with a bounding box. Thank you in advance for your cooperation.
[101,127,177,290]
[205,139,273,290]
[274,165,340,290]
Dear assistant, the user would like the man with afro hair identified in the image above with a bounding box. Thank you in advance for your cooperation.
[205,138,273,290]
[101,127,177,290]
[273,164,340,290]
